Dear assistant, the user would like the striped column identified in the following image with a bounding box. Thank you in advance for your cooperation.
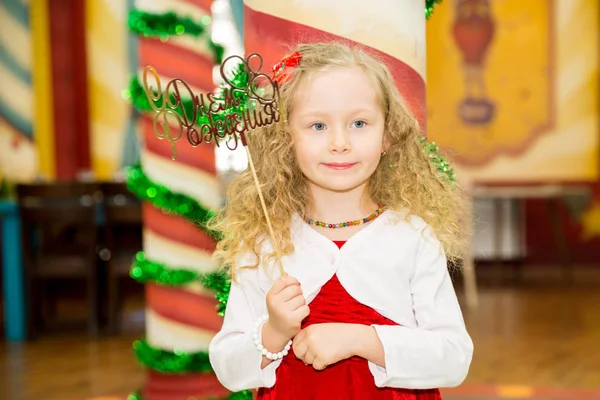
[243,0,427,128]
[133,0,226,399]
[0,0,38,182]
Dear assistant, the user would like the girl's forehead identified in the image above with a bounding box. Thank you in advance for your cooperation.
[298,67,377,96]
[291,67,383,116]
[304,65,371,84]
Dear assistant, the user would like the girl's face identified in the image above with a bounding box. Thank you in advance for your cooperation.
[290,67,386,197]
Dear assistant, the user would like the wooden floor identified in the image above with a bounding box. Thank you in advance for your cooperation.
[1,270,599,400]
[463,282,600,390]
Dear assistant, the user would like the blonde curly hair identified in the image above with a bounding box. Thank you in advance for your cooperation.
[209,42,468,276]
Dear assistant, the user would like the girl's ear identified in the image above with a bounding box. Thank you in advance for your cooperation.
[382,132,391,152]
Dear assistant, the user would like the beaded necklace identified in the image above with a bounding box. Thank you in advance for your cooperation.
[304,205,386,229]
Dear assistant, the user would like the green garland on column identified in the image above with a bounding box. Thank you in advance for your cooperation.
[127,392,252,400]
[419,136,456,184]
[125,6,235,399]
[131,252,199,286]
[133,339,212,374]
[131,339,251,398]
[125,163,220,239]
[130,251,231,316]
[127,389,252,400]
[128,9,225,63]
[425,0,443,20]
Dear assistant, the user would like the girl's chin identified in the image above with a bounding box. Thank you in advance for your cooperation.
[308,179,368,194]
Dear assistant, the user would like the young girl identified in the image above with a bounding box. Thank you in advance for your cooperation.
[208,43,473,399]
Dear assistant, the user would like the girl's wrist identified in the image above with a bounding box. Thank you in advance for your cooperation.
[262,320,293,353]
[350,324,380,358]
[350,324,385,366]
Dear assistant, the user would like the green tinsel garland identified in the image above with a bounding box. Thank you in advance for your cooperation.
[130,251,231,316]
[419,136,456,184]
[133,339,212,373]
[125,163,220,239]
[213,278,231,317]
[125,74,219,120]
[126,76,157,113]
[127,389,253,400]
[131,251,199,285]
[425,0,443,20]
[131,337,258,400]
[126,74,210,121]
[128,9,225,63]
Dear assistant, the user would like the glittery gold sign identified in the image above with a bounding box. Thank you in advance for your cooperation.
[141,53,286,275]
[141,53,284,160]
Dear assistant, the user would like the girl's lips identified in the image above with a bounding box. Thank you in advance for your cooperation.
[323,163,357,170]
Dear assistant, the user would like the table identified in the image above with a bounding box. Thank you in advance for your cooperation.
[0,200,25,342]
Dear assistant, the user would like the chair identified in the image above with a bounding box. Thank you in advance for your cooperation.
[101,182,142,333]
[16,182,102,338]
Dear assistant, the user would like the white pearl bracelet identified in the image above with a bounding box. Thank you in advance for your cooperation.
[253,314,292,361]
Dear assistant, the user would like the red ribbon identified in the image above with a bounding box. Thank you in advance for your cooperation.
[272,51,302,85]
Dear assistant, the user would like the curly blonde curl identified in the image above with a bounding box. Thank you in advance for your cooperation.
[208,42,469,277]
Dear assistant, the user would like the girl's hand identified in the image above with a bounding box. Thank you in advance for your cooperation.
[293,323,372,370]
[265,274,310,339]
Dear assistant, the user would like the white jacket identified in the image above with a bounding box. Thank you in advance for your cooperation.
[208,210,473,392]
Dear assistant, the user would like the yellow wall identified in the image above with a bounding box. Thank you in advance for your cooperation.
[86,0,131,180]
[427,0,598,183]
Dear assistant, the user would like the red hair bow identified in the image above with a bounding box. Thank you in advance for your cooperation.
[272,51,302,85]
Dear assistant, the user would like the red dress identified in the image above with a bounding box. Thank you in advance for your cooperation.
[257,241,442,400]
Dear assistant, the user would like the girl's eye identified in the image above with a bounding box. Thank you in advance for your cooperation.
[311,122,326,131]
[352,120,367,128]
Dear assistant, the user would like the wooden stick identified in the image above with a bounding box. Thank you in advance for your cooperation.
[245,146,285,275]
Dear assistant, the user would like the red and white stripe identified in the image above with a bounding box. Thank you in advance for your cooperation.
[244,0,427,127]
[135,0,228,399]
